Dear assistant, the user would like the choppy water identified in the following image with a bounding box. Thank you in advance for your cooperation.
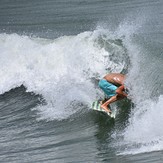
[0,0,163,162]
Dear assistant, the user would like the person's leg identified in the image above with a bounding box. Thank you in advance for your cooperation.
[99,79,125,112]
[101,95,118,112]
[101,95,125,112]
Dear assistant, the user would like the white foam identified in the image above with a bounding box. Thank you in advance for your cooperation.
[118,95,163,155]
[0,30,125,120]
[112,15,163,155]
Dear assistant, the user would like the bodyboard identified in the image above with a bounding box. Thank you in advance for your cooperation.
[91,100,117,119]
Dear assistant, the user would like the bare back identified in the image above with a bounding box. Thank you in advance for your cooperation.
[103,73,125,86]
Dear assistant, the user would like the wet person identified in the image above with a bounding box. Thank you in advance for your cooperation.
[99,73,128,113]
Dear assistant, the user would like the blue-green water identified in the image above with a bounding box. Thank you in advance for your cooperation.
[0,0,163,162]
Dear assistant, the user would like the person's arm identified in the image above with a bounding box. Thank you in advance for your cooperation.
[116,85,127,97]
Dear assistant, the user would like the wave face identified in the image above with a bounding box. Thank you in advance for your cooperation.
[113,17,163,156]
[1,0,163,160]
[1,14,163,156]
[0,29,129,121]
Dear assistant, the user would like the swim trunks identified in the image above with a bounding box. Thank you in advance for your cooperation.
[99,79,117,97]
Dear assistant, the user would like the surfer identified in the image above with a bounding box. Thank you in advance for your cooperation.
[99,73,128,113]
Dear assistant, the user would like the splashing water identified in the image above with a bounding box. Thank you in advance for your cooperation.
[0,29,128,120]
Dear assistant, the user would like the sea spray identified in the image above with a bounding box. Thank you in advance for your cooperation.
[0,30,127,120]
[113,15,163,155]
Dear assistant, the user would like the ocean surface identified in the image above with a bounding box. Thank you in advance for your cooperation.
[0,0,163,162]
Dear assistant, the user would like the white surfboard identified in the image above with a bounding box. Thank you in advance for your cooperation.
[91,100,117,119]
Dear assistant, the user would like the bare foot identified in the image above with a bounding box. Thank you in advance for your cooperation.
[101,104,112,113]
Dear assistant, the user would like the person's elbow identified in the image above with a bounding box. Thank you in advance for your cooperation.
[116,89,127,97]
[115,89,121,95]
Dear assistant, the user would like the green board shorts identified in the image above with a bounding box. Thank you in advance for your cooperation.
[99,79,117,97]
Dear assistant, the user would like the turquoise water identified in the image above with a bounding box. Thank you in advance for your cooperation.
[0,0,163,162]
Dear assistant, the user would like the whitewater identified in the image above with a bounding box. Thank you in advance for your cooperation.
[0,1,163,162]
[1,26,163,155]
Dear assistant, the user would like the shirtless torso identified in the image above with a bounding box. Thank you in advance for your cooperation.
[104,73,126,86]
[100,73,127,113]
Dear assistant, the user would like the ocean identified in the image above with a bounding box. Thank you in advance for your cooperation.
[0,0,163,162]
